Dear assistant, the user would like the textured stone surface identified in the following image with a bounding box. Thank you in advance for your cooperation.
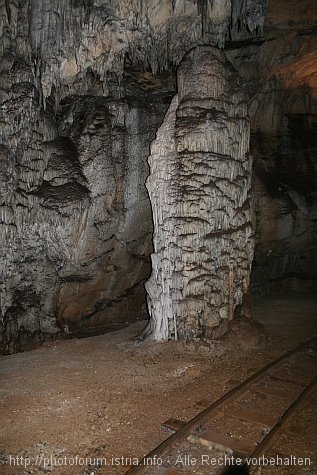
[0,33,171,353]
[0,0,268,353]
[225,2,317,294]
[144,47,254,340]
[1,0,267,99]
[0,82,169,353]
[1,0,316,353]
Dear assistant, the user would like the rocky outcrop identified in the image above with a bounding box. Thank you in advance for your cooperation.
[144,47,253,340]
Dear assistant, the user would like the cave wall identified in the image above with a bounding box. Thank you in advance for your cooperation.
[225,1,317,293]
[0,79,170,353]
[1,0,316,352]
[0,0,174,353]
[0,0,268,353]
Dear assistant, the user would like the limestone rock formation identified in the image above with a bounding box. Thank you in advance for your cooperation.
[0,0,268,353]
[0,84,169,353]
[1,0,316,353]
[225,2,317,293]
[144,47,254,340]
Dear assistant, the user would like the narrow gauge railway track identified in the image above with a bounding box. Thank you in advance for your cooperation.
[126,337,317,474]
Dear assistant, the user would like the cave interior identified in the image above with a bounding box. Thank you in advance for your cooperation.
[0,0,317,473]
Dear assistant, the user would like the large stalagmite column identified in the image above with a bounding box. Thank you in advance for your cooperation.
[144,46,254,340]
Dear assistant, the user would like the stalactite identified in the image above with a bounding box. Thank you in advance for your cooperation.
[0,0,268,352]
[144,46,254,341]
[0,0,268,103]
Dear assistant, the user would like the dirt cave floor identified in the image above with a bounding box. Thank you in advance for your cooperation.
[1,293,317,475]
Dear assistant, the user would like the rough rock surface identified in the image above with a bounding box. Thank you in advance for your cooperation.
[1,0,267,101]
[0,83,169,354]
[0,14,172,354]
[1,0,316,353]
[0,0,268,353]
[144,47,254,340]
[225,1,317,294]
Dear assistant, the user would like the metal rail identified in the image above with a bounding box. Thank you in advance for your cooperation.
[126,336,317,474]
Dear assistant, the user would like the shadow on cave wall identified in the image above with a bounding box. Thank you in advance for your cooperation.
[251,113,317,295]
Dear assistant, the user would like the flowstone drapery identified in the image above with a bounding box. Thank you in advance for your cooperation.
[144,46,254,340]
